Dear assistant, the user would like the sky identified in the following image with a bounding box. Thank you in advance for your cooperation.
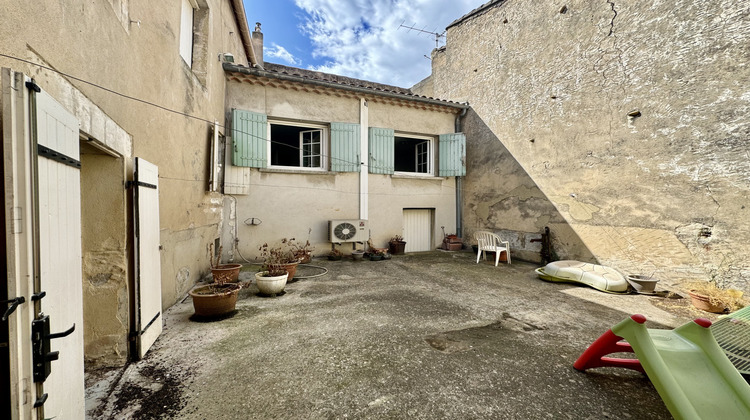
[242,0,487,88]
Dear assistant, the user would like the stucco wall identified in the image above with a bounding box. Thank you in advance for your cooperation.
[224,79,459,259]
[0,0,249,364]
[426,0,750,290]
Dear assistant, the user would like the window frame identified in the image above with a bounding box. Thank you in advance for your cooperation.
[267,120,329,171]
[179,0,196,66]
[394,133,434,177]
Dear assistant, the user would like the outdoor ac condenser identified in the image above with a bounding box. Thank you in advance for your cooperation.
[328,219,368,243]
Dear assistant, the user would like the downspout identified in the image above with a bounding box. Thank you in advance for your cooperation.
[359,98,369,220]
[455,106,468,239]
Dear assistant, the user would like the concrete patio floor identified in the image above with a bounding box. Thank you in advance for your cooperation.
[85,251,696,419]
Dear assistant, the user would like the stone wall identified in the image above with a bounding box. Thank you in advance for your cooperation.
[0,0,250,364]
[422,0,750,290]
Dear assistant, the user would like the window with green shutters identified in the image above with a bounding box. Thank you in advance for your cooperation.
[231,109,267,168]
[330,123,360,172]
[368,127,395,174]
[438,133,466,177]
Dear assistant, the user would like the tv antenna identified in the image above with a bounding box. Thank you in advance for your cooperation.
[398,21,446,48]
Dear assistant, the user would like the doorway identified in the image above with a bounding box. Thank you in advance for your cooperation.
[403,209,434,252]
[1,120,10,420]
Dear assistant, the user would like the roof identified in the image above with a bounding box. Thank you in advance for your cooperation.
[446,0,508,30]
[223,62,468,111]
[229,0,258,67]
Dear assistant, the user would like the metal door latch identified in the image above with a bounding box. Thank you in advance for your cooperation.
[1,296,25,321]
[32,314,75,383]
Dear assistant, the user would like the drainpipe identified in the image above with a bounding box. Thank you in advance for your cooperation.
[359,98,369,220]
[455,106,468,239]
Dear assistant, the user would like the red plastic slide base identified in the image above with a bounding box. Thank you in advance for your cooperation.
[574,315,646,373]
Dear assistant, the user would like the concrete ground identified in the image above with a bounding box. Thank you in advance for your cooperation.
[85,251,700,419]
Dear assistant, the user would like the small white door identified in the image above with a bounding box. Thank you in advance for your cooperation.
[132,157,162,359]
[3,71,85,419]
[403,209,433,252]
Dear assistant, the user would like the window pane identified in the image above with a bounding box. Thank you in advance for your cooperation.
[270,124,324,168]
[395,136,431,174]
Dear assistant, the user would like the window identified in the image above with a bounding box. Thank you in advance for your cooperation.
[231,109,359,172]
[268,121,327,170]
[369,128,466,177]
[179,0,196,65]
[394,135,434,176]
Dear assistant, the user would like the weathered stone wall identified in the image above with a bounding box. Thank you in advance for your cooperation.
[0,0,250,364]
[425,0,750,290]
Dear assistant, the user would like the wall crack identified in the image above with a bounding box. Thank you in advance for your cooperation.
[606,0,618,36]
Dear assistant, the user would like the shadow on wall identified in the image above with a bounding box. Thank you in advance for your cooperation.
[462,108,595,264]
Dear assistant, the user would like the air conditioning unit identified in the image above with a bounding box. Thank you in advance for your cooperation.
[328,219,368,243]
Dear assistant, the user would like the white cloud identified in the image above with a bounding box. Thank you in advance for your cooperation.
[293,0,485,87]
[265,43,302,66]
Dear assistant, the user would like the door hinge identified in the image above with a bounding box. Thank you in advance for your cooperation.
[1,296,25,321]
[25,80,41,93]
[126,180,157,190]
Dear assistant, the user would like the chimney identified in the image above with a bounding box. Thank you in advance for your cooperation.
[252,22,263,67]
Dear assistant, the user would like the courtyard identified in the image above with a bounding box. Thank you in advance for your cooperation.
[84,251,702,419]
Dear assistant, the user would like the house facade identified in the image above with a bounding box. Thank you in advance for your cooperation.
[1,1,256,418]
[416,0,750,291]
[221,40,468,259]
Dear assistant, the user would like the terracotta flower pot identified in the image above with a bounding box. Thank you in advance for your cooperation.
[189,283,241,317]
[688,290,727,314]
[211,263,242,284]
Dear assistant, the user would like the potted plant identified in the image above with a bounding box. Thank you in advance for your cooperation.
[685,281,747,314]
[292,239,314,264]
[328,249,343,261]
[189,245,242,317]
[208,244,242,284]
[370,248,389,261]
[351,249,365,261]
[388,235,406,255]
[255,238,300,294]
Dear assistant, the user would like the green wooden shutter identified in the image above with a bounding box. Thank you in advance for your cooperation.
[438,133,466,176]
[368,127,394,174]
[330,122,360,172]
[232,109,267,168]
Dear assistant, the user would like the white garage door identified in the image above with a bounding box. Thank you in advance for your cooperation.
[403,209,433,252]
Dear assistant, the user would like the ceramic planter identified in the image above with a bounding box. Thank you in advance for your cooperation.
[351,250,365,261]
[189,283,241,317]
[255,271,289,295]
[266,261,299,282]
[369,254,383,261]
[626,275,659,294]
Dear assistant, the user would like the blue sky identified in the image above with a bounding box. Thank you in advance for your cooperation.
[242,0,487,87]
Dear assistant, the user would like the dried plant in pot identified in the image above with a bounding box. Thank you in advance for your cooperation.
[685,281,747,314]
[388,235,406,255]
[328,249,343,261]
[189,244,241,317]
[208,244,242,284]
[256,238,300,294]
[292,239,314,264]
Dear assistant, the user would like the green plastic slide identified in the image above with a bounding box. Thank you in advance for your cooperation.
[575,315,750,420]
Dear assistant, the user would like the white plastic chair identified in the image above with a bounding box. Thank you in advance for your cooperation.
[474,230,511,266]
